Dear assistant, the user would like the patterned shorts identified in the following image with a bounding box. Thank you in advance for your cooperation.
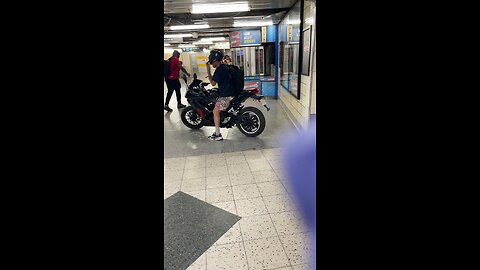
[215,97,234,111]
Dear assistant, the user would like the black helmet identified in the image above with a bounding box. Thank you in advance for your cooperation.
[208,50,223,64]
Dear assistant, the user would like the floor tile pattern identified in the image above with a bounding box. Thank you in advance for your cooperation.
[164,149,315,269]
[164,192,241,270]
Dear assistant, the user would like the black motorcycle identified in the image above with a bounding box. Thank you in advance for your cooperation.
[180,74,270,137]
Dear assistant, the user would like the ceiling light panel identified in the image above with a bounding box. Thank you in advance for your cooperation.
[193,41,214,45]
[170,24,210,30]
[191,2,250,14]
[164,34,193,38]
[201,37,226,41]
[178,44,197,48]
[233,21,273,27]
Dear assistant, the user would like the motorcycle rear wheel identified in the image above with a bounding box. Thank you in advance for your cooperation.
[181,106,205,129]
[237,107,266,137]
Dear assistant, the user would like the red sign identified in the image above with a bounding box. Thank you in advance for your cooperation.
[230,31,241,47]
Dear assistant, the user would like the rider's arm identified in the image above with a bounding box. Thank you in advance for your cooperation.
[206,63,217,86]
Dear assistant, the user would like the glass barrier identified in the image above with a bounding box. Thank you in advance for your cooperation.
[279,0,302,99]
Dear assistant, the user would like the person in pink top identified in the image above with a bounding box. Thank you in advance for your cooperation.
[164,50,190,112]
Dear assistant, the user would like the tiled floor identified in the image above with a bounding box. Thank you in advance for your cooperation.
[164,149,314,270]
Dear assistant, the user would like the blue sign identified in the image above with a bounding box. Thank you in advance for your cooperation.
[280,24,287,42]
[266,25,277,43]
[242,30,261,45]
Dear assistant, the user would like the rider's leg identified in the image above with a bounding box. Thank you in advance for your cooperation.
[213,105,221,136]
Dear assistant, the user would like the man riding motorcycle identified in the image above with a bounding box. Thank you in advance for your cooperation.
[205,50,235,141]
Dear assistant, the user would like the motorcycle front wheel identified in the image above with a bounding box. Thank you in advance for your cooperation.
[237,107,266,137]
[181,106,205,129]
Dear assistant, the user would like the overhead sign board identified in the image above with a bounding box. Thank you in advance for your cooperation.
[210,42,230,49]
[230,31,242,47]
[229,30,261,47]
[242,30,261,45]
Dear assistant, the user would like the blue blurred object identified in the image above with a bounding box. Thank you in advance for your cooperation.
[283,121,316,266]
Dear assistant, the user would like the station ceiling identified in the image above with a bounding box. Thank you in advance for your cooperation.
[164,0,298,43]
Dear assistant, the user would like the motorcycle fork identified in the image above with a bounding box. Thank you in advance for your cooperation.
[195,108,206,119]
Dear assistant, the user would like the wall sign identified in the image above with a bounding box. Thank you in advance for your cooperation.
[301,27,312,76]
[280,23,287,42]
[292,26,300,43]
[211,42,230,49]
[181,47,201,52]
[242,30,261,45]
[229,30,261,47]
[261,26,267,43]
[266,25,277,42]
[230,31,242,47]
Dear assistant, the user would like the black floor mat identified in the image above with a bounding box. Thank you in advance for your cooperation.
[164,191,241,270]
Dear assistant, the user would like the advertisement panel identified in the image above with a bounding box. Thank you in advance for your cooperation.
[230,30,261,47]
[230,31,242,47]
[242,30,261,45]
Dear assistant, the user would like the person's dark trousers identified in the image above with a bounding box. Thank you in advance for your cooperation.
[165,79,182,106]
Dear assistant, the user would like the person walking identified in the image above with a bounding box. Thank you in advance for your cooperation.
[164,50,190,112]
